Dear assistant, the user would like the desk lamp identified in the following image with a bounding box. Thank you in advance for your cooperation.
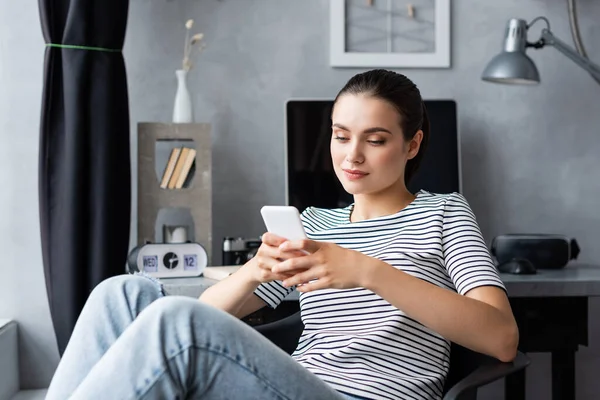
[481,3,600,85]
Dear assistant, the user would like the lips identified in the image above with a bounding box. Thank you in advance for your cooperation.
[343,169,369,180]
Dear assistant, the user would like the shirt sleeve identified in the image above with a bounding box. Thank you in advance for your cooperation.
[442,192,506,295]
[253,281,295,309]
[253,207,314,309]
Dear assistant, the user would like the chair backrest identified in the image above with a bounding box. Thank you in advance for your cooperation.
[444,343,495,398]
[254,310,304,355]
[255,311,493,398]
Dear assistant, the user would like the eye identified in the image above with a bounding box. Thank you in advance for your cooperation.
[333,136,349,142]
[367,140,385,145]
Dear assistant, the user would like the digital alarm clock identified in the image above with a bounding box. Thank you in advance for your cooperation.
[127,242,208,278]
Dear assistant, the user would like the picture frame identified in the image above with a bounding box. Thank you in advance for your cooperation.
[330,0,451,68]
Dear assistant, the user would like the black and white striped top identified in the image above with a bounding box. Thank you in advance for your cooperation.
[254,190,505,400]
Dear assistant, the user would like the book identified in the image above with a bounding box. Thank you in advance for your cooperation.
[202,266,241,280]
[174,148,196,189]
[160,147,182,189]
[167,147,190,189]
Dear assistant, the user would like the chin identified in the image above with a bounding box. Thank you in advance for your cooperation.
[339,176,402,197]
[340,180,373,195]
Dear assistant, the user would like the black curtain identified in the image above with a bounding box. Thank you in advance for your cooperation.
[38,0,131,355]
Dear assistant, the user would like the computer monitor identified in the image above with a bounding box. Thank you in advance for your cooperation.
[285,99,461,212]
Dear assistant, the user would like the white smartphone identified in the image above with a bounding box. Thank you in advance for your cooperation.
[260,205,308,241]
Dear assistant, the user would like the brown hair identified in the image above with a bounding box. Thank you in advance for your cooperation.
[333,69,430,185]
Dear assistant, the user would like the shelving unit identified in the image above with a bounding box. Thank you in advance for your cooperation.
[137,122,213,263]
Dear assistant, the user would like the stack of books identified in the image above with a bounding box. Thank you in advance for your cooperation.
[159,146,197,189]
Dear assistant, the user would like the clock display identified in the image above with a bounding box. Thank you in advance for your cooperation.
[163,252,179,269]
[184,254,198,270]
[142,255,158,272]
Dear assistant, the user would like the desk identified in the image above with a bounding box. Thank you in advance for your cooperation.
[162,263,600,400]
[498,263,600,400]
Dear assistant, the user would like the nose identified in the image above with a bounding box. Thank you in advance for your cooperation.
[345,141,364,165]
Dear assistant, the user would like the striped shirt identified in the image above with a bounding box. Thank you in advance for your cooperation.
[254,190,505,400]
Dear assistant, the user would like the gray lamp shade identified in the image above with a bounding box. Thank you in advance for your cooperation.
[482,51,540,84]
[482,19,541,85]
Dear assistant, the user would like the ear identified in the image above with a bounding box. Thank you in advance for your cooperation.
[406,130,423,160]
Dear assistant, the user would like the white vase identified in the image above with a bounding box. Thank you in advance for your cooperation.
[172,69,193,123]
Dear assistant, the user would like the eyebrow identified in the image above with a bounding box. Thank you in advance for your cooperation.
[332,123,393,135]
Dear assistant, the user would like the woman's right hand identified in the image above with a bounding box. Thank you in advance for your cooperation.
[246,232,307,284]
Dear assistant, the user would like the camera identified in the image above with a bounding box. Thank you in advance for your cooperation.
[222,237,261,265]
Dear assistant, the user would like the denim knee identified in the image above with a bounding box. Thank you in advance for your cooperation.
[90,274,164,302]
[142,296,227,326]
[144,296,203,316]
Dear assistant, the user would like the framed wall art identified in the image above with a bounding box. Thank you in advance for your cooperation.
[330,0,451,68]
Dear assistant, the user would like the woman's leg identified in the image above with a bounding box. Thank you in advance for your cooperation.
[68,296,347,400]
[46,274,165,399]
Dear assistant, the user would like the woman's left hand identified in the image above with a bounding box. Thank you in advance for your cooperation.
[272,239,372,292]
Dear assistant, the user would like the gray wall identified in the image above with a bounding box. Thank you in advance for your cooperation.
[1,0,599,397]
[0,0,61,389]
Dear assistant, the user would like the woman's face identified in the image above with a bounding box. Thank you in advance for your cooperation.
[330,94,421,196]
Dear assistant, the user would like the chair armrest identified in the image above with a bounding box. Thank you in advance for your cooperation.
[253,311,303,355]
[443,351,530,400]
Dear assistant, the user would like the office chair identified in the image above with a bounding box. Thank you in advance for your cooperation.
[254,311,529,400]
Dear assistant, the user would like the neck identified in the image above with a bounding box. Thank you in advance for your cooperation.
[350,183,417,222]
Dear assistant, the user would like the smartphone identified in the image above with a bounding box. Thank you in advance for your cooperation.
[260,206,308,241]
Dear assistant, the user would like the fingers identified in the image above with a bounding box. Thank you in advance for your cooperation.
[254,255,295,282]
[256,233,315,284]
[261,232,288,247]
[272,255,313,274]
[257,243,281,260]
[282,268,322,288]
[257,243,292,262]
[253,254,277,272]
[259,240,307,261]
[279,239,321,254]
[278,249,308,260]
[296,279,328,293]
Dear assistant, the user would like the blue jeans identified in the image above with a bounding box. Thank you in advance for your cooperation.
[46,274,363,400]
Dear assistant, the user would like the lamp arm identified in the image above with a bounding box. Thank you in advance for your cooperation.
[540,29,600,81]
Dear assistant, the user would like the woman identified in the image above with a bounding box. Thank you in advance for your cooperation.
[46,70,518,400]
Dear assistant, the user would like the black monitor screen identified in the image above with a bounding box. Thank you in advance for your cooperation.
[286,100,460,212]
